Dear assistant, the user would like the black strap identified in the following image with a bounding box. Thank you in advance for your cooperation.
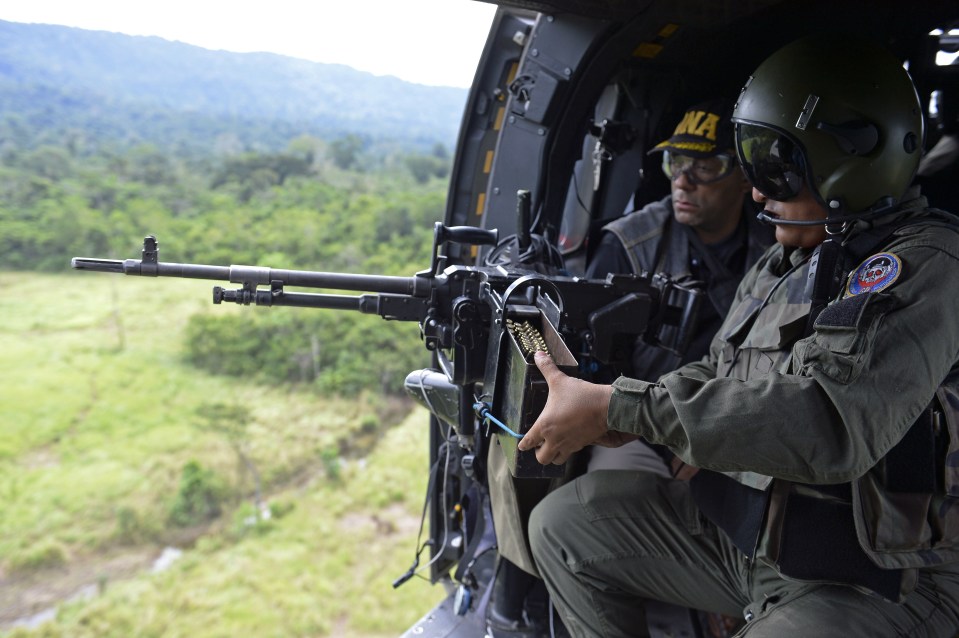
[803,238,846,336]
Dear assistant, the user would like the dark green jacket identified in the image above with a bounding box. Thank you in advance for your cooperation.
[607,194,959,600]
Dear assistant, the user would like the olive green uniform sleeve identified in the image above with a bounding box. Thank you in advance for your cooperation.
[609,229,959,485]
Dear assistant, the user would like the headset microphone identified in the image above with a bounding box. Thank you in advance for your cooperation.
[756,198,898,228]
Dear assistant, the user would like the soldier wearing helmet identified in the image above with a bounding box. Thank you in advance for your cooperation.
[518,36,959,636]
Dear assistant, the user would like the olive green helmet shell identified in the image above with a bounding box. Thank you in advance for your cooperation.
[732,36,923,213]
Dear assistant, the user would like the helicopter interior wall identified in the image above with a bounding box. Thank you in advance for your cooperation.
[546,0,959,270]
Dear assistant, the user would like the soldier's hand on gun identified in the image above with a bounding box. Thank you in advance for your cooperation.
[518,352,634,465]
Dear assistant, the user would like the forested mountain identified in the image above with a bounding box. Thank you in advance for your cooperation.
[0,20,458,394]
[0,20,468,156]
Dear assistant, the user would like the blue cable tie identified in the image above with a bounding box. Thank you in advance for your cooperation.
[473,402,523,439]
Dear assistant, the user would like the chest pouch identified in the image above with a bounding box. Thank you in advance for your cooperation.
[853,376,959,570]
[877,403,943,494]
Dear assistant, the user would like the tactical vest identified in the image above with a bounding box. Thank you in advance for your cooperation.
[603,195,771,292]
[695,209,959,602]
[602,196,692,280]
[602,196,772,377]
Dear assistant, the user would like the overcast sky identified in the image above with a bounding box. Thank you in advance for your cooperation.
[0,0,499,88]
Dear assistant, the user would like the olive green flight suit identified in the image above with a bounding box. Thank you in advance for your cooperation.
[529,200,959,636]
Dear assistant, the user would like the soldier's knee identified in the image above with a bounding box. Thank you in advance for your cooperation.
[527,494,552,562]
[528,484,573,564]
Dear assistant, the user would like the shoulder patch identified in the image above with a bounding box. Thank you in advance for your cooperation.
[844,252,902,298]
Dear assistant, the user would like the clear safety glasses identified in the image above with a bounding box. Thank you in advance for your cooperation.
[661,151,737,185]
[735,123,807,201]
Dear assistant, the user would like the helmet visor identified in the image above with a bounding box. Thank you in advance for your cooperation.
[735,123,806,201]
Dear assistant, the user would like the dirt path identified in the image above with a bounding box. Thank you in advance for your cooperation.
[0,548,157,629]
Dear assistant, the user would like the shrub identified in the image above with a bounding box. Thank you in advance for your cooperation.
[8,539,69,572]
[168,460,227,527]
[184,311,426,396]
[320,446,342,482]
[114,506,143,544]
[268,499,296,519]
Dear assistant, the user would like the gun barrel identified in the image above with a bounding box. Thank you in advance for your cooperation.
[72,257,232,280]
[245,267,419,295]
[72,256,423,295]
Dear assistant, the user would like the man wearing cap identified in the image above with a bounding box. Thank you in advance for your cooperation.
[485,100,773,635]
[584,99,773,474]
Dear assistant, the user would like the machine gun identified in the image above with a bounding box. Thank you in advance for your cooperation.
[73,224,700,474]
[72,215,701,601]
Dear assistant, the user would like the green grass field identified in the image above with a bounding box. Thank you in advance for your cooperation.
[0,272,443,637]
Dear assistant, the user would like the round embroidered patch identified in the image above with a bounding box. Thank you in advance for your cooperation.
[845,252,902,297]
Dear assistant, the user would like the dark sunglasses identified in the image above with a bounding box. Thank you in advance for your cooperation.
[735,123,806,201]
[661,151,737,185]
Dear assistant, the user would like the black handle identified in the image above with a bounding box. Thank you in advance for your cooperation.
[516,190,531,252]
[439,224,499,246]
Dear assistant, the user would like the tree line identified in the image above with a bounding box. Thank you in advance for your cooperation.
[1,130,452,395]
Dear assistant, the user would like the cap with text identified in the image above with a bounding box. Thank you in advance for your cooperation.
[650,99,735,158]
